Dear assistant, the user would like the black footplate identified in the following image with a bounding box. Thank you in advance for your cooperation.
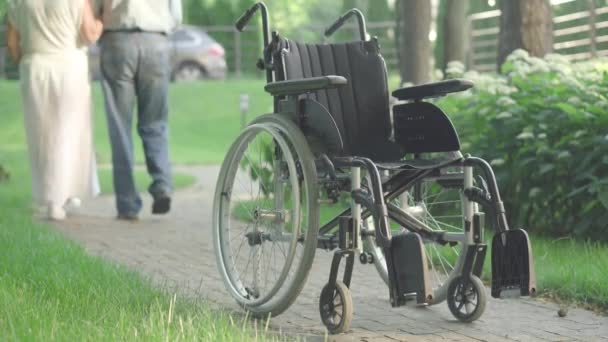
[491,229,537,298]
[387,232,433,306]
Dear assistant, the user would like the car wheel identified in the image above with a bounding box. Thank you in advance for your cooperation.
[173,63,206,82]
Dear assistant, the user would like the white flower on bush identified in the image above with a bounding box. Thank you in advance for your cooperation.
[463,70,479,80]
[516,131,535,140]
[574,130,586,138]
[605,134,608,141]
[557,151,571,159]
[507,49,530,61]
[434,69,444,81]
[497,96,516,107]
[595,100,608,108]
[512,61,532,77]
[445,61,465,77]
[529,187,541,198]
[545,53,569,65]
[496,85,517,95]
[568,97,582,106]
[538,133,547,139]
[528,57,550,73]
[490,158,505,166]
[496,111,513,119]
[562,75,583,89]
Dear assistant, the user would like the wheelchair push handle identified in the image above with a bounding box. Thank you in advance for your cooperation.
[235,2,271,46]
[324,8,367,41]
[236,2,264,31]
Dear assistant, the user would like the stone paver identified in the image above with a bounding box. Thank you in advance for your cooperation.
[54,165,608,341]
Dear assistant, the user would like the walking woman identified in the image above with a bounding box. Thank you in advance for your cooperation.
[7,0,103,220]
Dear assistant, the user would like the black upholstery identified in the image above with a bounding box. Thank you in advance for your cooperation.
[274,38,403,162]
[393,102,460,153]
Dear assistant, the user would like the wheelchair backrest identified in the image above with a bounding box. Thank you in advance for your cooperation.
[274,38,400,160]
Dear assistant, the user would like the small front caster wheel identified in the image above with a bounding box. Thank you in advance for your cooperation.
[447,275,487,322]
[319,281,353,334]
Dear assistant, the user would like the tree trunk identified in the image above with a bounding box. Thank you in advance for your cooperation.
[497,0,553,69]
[442,0,469,71]
[397,0,432,84]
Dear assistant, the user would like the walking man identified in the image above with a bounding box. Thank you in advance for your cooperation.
[96,0,182,220]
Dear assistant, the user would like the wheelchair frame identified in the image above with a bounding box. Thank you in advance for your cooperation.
[213,2,536,334]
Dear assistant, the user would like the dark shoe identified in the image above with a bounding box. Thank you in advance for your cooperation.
[152,194,171,214]
[117,212,139,221]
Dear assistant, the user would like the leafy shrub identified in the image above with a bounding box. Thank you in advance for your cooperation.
[438,51,608,241]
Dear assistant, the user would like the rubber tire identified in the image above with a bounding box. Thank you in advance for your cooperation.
[319,281,353,334]
[447,274,487,323]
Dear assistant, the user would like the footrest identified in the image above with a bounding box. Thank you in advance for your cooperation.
[388,232,433,306]
[491,229,537,298]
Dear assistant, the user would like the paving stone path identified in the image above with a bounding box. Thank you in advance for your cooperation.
[54,165,608,342]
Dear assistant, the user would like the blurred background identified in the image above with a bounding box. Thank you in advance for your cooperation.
[2,0,608,82]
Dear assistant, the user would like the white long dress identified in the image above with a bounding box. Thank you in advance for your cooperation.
[8,0,100,210]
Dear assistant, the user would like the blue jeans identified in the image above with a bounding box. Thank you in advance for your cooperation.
[100,32,172,215]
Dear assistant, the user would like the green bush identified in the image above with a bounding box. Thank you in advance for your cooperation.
[438,50,608,241]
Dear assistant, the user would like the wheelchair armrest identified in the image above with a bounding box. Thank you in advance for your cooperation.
[392,78,473,101]
[264,76,347,96]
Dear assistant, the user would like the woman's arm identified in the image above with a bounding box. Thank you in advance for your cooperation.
[6,19,21,64]
[80,0,103,44]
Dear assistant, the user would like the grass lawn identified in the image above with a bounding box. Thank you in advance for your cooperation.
[0,150,276,340]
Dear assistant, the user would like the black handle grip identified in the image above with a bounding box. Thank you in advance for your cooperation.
[324,16,347,37]
[324,9,367,41]
[235,4,260,31]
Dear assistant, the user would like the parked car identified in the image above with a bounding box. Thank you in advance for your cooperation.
[89,26,227,81]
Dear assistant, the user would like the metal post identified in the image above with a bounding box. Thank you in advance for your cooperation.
[463,165,474,245]
[351,166,362,252]
[240,94,249,129]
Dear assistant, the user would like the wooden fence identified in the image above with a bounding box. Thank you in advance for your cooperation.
[469,0,608,72]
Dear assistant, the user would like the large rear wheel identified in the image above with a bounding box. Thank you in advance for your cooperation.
[213,114,319,316]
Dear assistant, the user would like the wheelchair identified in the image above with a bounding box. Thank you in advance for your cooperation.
[213,3,536,334]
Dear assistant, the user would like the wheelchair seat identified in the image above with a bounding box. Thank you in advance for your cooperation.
[273,37,461,163]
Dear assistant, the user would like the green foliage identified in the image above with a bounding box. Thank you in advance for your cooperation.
[239,134,275,197]
[439,51,608,241]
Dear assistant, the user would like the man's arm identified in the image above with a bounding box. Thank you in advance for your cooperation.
[80,0,104,44]
[93,0,104,18]
[6,19,21,64]
[169,0,183,30]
